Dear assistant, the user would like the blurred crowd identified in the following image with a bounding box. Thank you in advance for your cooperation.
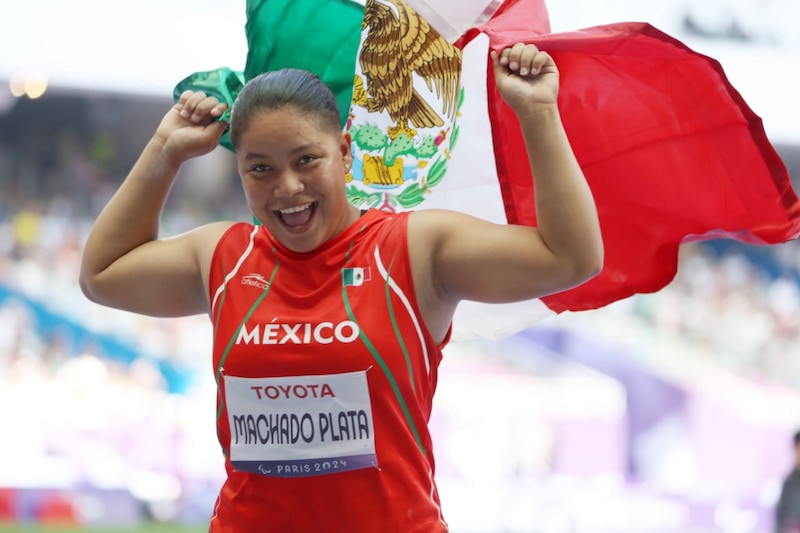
[632,241,800,387]
[0,124,233,523]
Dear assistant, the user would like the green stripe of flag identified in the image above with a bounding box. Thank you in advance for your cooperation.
[244,0,364,129]
[174,0,364,150]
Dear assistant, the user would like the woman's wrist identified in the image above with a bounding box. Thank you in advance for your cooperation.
[142,136,184,179]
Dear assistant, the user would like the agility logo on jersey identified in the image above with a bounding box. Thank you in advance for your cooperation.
[240,273,270,290]
[342,267,371,287]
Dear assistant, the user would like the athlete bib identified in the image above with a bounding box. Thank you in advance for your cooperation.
[223,370,379,477]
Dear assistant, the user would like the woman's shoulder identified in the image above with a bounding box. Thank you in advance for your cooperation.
[191,220,246,262]
[196,220,243,244]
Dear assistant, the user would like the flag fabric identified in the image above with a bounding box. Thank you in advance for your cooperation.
[470,0,800,313]
[175,0,800,340]
[241,0,363,128]
[173,0,364,150]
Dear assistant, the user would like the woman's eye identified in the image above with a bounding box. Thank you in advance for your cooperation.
[251,164,270,172]
[298,155,316,164]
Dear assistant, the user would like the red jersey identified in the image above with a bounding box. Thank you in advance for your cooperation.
[207,209,449,532]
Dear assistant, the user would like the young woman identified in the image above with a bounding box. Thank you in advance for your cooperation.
[80,43,602,532]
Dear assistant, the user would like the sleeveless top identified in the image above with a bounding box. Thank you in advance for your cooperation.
[207,209,449,532]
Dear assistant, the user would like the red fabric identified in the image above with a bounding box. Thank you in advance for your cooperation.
[466,1,800,312]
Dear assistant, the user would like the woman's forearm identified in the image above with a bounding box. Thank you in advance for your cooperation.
[519,105,603,278]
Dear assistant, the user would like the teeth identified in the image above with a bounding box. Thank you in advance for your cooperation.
[279,203,312,214]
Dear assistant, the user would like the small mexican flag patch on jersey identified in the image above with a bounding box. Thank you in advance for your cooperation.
[342,267,371,287]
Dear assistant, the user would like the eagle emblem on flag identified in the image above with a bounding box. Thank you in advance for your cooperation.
[346,0,464,211]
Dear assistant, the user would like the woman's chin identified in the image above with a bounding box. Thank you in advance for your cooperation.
[272,222,322,253]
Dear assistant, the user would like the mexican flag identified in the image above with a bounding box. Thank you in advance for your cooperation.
[175,0,800,340]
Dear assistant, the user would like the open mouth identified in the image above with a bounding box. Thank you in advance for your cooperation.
[277,202,316,229]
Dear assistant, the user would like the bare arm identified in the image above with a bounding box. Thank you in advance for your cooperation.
[79,92,231,317]
[411,44,603,339]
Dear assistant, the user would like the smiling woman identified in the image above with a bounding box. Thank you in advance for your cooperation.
[78,39,603,531]
[230,70,359,253]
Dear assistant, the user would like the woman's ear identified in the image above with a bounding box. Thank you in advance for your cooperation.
[341,132,353,168]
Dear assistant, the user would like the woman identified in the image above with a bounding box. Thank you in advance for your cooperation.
[80,43,602,532]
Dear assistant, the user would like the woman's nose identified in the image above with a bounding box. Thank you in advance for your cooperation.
[273,171,304,197]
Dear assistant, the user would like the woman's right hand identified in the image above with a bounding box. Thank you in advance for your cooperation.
[153,90,229,165]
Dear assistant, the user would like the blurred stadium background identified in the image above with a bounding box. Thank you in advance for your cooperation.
[1,1,799,532]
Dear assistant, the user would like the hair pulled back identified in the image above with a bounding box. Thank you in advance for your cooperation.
[229,68,342,149]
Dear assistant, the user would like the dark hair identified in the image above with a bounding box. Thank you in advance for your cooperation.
[794,429,800,446]
[229,68,342,148]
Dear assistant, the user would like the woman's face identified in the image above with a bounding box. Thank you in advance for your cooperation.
[236,107,357,253]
